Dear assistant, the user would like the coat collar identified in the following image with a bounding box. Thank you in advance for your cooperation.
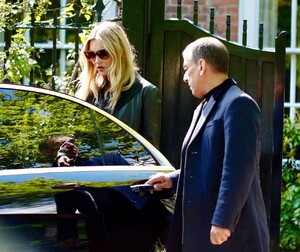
[184,78,236,147]
[114,73,142,112]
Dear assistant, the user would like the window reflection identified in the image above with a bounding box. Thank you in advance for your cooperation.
[0,88,157,169]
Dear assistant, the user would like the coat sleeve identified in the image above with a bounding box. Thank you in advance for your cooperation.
[211,94,261,231]
[169,169,181,194]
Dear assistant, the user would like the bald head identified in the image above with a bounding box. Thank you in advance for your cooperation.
[183,37,229,74]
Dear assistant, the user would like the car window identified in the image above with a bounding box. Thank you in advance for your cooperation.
[0,87,157,169]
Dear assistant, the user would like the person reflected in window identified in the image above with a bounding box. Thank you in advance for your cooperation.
[55,183,170,252]
[39,135,128,167]
[53,137,128,167]
[50,135,171,251]
[75,21,162,148]
[39,135,72,164]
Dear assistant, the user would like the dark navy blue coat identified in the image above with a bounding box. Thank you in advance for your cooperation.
[74,153,128,166]
[167,79,269,252]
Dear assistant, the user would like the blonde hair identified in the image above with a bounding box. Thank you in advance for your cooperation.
[76,21,137,110]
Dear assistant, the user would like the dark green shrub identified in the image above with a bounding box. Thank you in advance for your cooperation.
[281,115,300,251]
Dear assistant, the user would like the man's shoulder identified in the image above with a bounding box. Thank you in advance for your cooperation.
[224,83,245,98]
[222,85,260,112]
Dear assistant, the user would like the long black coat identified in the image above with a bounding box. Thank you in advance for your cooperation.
[167,79,270,252]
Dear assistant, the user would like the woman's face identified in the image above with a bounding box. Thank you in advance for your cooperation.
[87,39,113,78]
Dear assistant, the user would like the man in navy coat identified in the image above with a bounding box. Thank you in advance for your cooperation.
[147,37,270,252]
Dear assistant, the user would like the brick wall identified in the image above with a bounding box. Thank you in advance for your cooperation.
[165,0,239,41]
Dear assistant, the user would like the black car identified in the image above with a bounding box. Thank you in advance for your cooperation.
[0,84,175,251]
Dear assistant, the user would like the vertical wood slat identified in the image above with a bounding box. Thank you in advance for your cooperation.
[226,15,231,41]
[177,0,182,19]
[210,8,215,34]
[193,0,198,25]
[259,61,275,240]
[269,31,286,252]
[242,20,247,46]
[123,0,154,78]
[259,23,264,50]
[162,32,183,166]
[244,59,261,102]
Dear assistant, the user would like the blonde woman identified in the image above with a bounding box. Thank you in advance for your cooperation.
[76,21,162,148]
[55,22,169,251]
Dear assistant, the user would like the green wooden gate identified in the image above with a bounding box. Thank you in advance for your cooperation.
[123,1,286,251]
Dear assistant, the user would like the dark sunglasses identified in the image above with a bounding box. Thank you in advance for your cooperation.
[84,49,110,60]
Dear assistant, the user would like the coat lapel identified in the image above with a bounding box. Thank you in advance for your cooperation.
[182,79,236,152]
[114,76,142,112]
[187,97,216,146]
[182,102,203,149]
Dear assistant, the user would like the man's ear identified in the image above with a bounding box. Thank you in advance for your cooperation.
[199,59,206,74]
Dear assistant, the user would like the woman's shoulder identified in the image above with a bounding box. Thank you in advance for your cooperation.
[135,73,159,91]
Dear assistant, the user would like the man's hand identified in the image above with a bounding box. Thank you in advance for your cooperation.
[57,155,75,167]
[210,225,231,245]
[58,140,78,159]
[146,172,173,190]
[56,139,78,166]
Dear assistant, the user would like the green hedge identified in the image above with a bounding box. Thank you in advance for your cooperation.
[280,115,300,251]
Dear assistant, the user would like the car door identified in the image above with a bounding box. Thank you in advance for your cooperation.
[0,84,175,251]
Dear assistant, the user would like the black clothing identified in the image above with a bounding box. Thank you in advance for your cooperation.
[55,186,170,252]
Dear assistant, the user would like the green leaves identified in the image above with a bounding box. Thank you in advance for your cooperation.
[0,0,95,86]
[283,114,300,159]
[281,117,300,251]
